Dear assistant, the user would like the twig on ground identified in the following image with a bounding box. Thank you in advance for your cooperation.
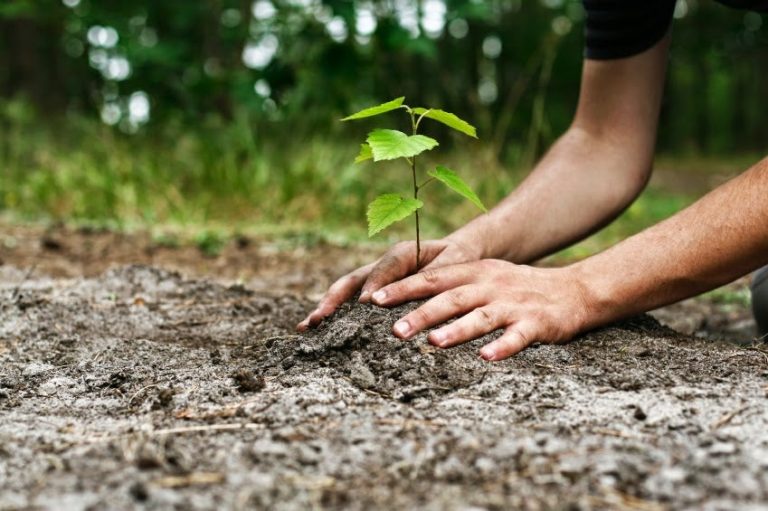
[590,487,667,511]
[151,472,225,488]
[710,405,749,430]
[128,383,161,404]
[81,422,267,445]
[591,428,644,440]
[175,397,275,420]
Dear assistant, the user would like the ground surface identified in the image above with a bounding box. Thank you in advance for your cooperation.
[1,225,768,511]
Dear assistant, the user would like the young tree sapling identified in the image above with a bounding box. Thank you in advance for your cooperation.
[342,97,487,269]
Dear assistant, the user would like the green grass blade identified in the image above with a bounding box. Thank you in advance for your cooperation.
[413,108,477,138]
[354,143,373,163]
[341,97,406,121]
[428,165,487,212]
[366,129,438,161]
[367,194,423,237]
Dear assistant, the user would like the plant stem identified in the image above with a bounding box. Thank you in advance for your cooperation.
[412,154,420,271]
[410,111,421,270]
[418,176,435,189]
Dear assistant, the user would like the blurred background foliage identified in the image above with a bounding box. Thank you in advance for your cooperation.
[0,0,765,253]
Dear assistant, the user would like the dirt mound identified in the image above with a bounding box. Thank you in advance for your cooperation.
[2,265,768,510]
[258,300,489,401]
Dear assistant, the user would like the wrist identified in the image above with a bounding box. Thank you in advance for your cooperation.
[444,219,498,261]
[566,258,624,330]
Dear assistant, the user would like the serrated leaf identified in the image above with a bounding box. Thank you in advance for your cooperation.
[367,194,423,237]
[428,166,487,212]
[341,97,406,121]
[354,143,372,163]
[366,129,439,161]
[413,108,477,138]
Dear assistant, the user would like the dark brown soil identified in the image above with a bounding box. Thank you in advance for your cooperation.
[1,225,768,510]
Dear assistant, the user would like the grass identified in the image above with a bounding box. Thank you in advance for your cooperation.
[0,99,751,262]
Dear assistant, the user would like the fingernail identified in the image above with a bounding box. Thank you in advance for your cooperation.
[393,320,411,337]
[480,347,496,360]
[359,291,371,302]
[430,330,446,344]
[372,290,387,303]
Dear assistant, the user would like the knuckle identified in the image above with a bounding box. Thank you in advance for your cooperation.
[412,307,432,326]
[419,269,440,286]
[475,307,495,330]
[513,327,534,348]
[445,288,466,308]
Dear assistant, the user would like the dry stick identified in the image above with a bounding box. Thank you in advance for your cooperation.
[591,428,645,440]
[151,472,225,488]
[128,383,161,404]
[710,405,750,430]
[80,422,266,445]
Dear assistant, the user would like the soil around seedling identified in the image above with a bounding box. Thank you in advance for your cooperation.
[0,226,768,510]
[1,225,767,510]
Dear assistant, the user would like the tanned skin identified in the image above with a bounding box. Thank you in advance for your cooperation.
[297,34,768,360]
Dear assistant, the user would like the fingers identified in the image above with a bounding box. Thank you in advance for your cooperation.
[428,304,508,348]
[479,322,536,361]
[296,262,375,332]
[359,243,418,301]
[372,262,483,307]
[391,285,488,339]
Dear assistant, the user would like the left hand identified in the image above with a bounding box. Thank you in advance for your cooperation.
[369,259,595,361]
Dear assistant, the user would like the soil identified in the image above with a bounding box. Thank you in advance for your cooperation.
[1,225,768,510]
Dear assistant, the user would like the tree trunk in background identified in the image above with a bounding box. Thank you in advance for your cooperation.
[0,16,70,112]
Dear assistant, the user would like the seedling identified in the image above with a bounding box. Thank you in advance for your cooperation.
[342,97,487,269]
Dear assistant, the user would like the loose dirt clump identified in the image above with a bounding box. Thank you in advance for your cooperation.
[1,264,767,510]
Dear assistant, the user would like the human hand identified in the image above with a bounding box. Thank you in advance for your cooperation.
[369,259,595,360]
[297,238,482,332]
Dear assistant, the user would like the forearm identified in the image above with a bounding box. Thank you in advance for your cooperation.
[446,37,669,264]
[447,126,651,263]
[574,158,768,327]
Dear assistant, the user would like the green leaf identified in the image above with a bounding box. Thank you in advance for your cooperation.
[412,108,477,138]
[367,194,423,237]
[341,97,406,121]
[354,143,373,163]
[428,166,487,212]
[366,129,439,161]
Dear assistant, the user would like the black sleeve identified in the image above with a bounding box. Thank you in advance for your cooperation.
[583,0,676,60]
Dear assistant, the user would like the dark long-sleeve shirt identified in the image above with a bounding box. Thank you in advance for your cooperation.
[584,0,768,59]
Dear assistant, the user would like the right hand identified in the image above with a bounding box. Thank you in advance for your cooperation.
[296,238,482,331]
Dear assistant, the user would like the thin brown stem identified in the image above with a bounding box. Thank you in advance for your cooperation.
[412,155,420,270]
[418,176,436,189]
[410,110,421,270]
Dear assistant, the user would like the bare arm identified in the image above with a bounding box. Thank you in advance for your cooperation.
[450,34,670,262]
[576,159,768,327]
